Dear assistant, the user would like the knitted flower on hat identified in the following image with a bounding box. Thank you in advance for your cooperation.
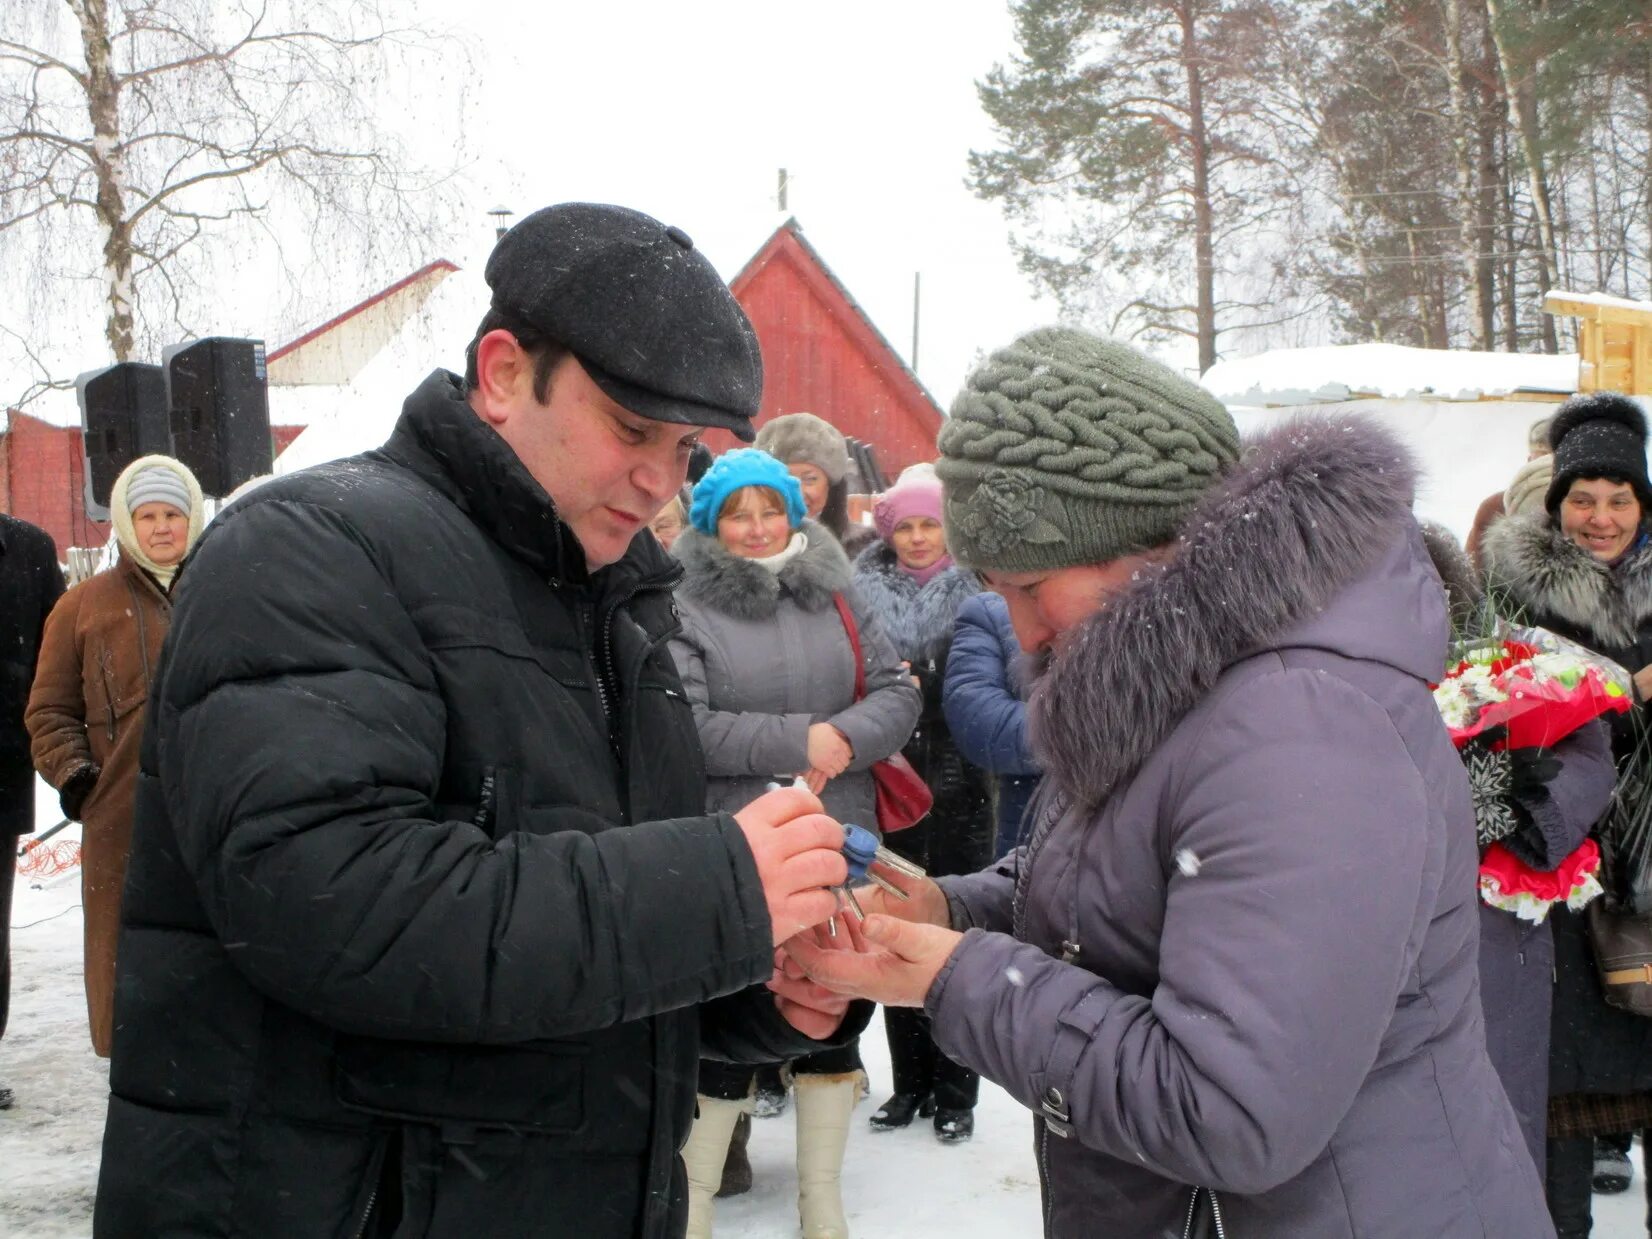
[936,327,1239,571]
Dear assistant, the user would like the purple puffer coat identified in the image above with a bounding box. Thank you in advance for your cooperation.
[929,417,1553,1238]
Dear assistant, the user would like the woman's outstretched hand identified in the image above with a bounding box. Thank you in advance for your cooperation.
[781,914,964,1009]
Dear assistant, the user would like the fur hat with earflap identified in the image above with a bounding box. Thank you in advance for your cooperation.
[1544,392,1652,515]
[754,412,851,483]
[1504,456,1553,519]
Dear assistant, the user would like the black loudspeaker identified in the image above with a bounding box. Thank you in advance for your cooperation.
[163,337,271,496]
[847,437,886,492]
[76,362,172,519]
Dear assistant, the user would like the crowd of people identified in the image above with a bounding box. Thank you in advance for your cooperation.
[1,199,1651,1239]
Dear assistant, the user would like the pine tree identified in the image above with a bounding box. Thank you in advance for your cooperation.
[971,0,1297,371]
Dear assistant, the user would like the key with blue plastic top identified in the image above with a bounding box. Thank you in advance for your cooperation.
[829,822,926,935]
[766,781,926,937]
[841,823,925,893]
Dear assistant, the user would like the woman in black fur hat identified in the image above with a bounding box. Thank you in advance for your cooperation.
[1482,391,1652,1238]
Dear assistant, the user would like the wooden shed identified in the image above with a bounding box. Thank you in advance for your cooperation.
[1544,290,1652,396]
[705,218,944,477]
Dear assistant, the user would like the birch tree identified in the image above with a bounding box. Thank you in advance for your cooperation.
[0,0,461,386]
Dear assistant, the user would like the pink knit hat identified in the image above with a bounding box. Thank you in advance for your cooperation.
[873,463,945,542]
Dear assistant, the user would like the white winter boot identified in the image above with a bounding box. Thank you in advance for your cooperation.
[794,1072,859,1239]
[683,1093,748,1239]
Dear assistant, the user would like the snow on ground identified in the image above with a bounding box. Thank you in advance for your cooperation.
[0,755,1642,1239]
[2,864,102,1237]
[0,798,1039,1237]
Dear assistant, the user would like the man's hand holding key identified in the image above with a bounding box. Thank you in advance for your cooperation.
[733,786,851,943]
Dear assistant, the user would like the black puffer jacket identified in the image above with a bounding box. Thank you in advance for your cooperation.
[851,543,992,876]
[95,372,867,1239]
[1482,513,1652,1098]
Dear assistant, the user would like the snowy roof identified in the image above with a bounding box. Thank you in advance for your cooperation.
[267,260,459,389]
[1546,289,1652,318]
[1202,343,1578,407]
[272,265,490,474]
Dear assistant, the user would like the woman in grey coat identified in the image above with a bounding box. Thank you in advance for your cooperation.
[670,448,919,1239]
[789,328,1553,1238]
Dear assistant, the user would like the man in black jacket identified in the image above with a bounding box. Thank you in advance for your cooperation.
[0,512,64,1109]
[94,203,868,1238]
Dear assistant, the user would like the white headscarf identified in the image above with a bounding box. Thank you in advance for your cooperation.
[110,455,205,588]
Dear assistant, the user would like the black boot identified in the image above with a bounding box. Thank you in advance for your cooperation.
[717,1111,753,1197]
[933,1108,974,1144]
[753,1064,789,1118]
[868,1091,934,1131]
[1594,1135,1633,1194]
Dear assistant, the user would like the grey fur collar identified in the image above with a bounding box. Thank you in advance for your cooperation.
[1031,414,1418,810]
[1419,520,1486,636]
[673,520,850,619]
[1480,513,1652,650]
[851,542,979,663]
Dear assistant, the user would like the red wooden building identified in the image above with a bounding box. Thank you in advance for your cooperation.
[708,218,944,479]
[0,409,111,556]
[0,410,306,561]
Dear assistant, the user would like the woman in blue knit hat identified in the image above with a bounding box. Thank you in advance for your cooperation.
[670,448,919,1239]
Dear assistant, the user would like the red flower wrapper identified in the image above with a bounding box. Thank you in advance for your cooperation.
[1433,625,1631,920]
[1434,626,1633,753]
[1478,839,1603,924]
[1450,665,1633,750]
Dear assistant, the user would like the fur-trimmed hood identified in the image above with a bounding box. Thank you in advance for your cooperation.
[1031,415,1431,808]
[1419,520,1487,636]
[673,519,850,620]
[850,541,979,663]
[1481,512,1652,652]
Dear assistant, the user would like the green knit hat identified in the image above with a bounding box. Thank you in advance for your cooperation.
[936,327,1239,572]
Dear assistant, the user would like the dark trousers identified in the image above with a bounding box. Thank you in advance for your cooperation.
[1548,1133,1651,1237]
[698,1042,863,1102]
[0,836,15,1040]
[880,764,992,1113]
[883,1005,977,1111]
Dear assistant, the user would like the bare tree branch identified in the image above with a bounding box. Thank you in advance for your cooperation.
[0,0,467,373]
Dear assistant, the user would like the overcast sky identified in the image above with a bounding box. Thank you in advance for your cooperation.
[4,0,1064,420]
[422,0,1058,407]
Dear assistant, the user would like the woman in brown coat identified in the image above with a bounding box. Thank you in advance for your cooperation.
[27,454,202,1056]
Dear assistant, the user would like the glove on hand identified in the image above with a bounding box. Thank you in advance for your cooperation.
[1507,746,1562,805]
[59,763,100,821]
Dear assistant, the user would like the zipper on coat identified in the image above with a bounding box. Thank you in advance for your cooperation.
[349,1127,397,1239]
[350,1186,379,1239]
[1182,1186,1229,1239]
[577,599,614,728]
[1012,783,1068,939]
[1037,1116,1055,1235]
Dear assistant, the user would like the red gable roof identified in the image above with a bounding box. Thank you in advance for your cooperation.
[708,219,943,480]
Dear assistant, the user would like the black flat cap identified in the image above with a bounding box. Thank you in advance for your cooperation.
[486,202,762,440]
